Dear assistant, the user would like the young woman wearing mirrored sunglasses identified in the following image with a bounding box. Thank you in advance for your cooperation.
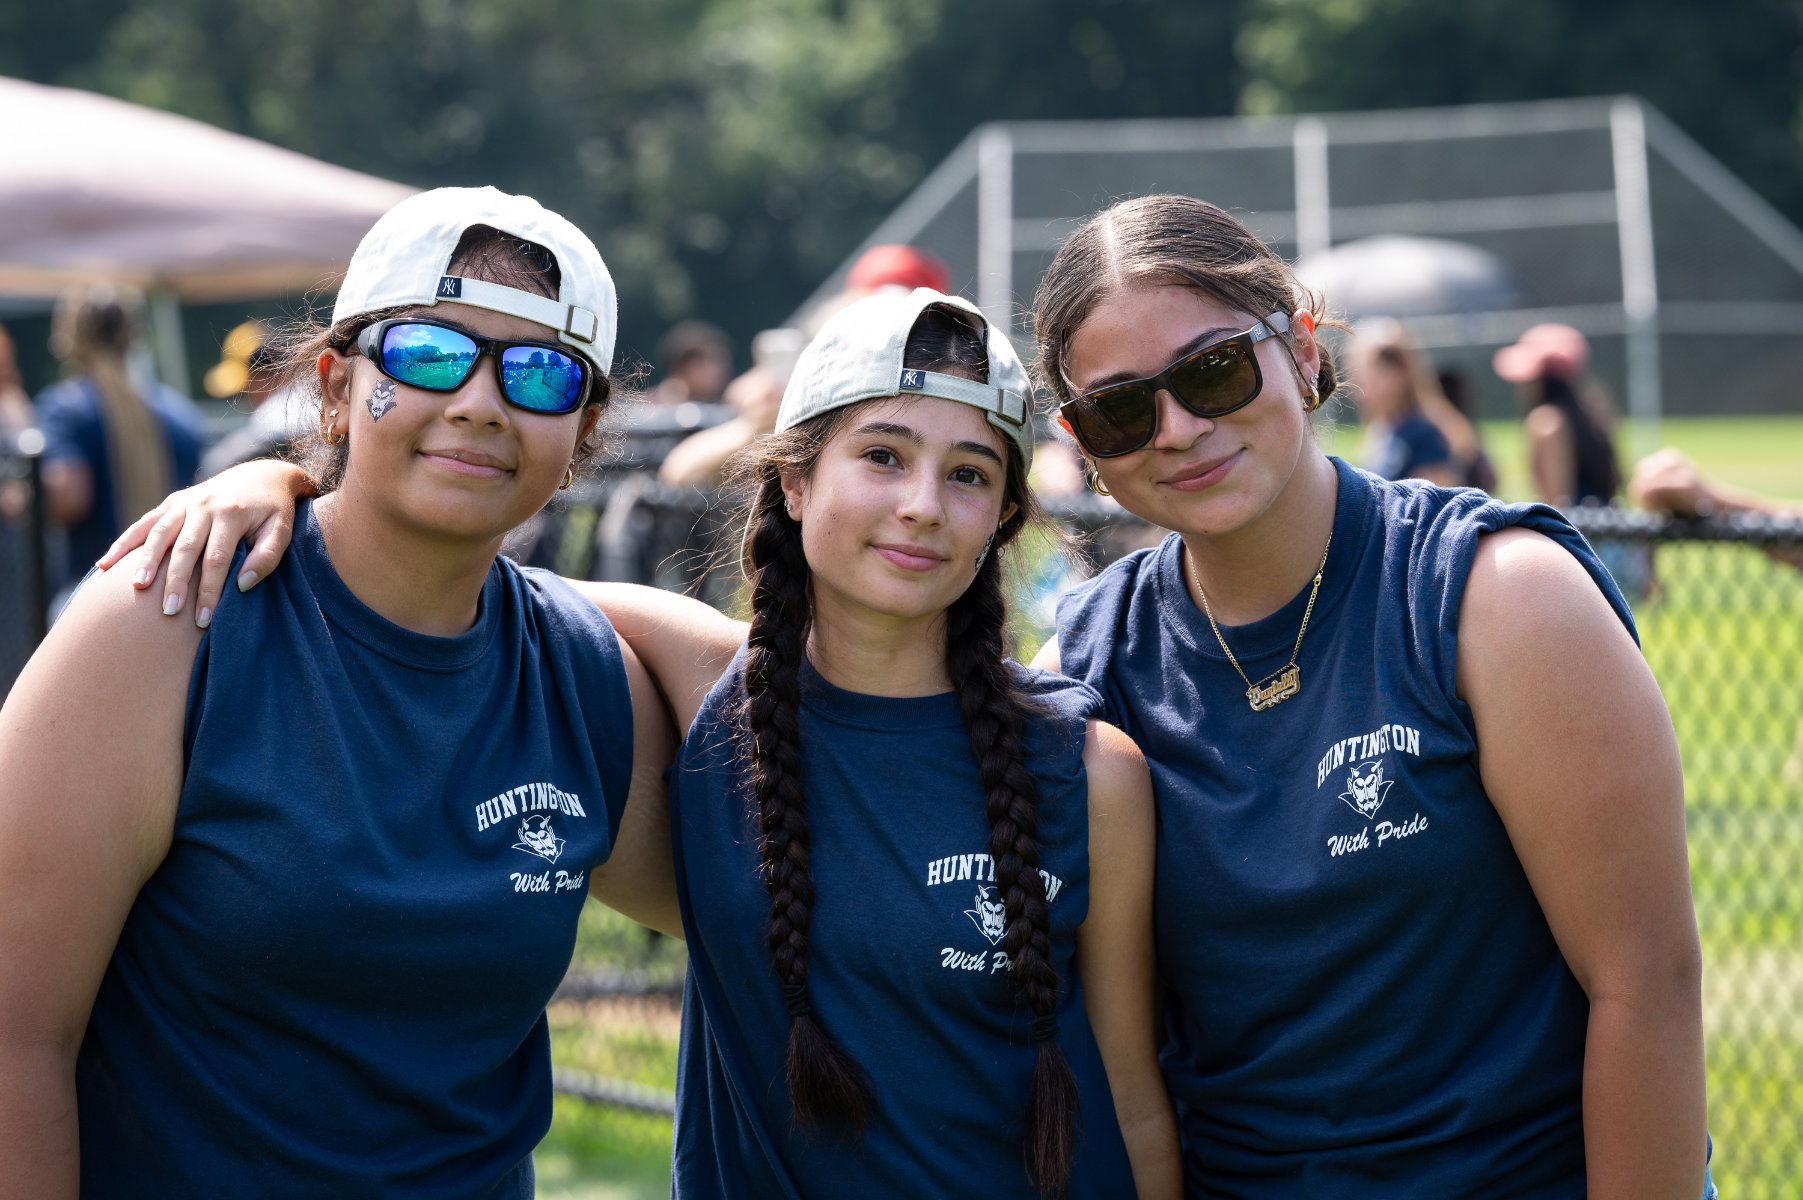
[1032,193,1712,1200]
[0,188,683,1199]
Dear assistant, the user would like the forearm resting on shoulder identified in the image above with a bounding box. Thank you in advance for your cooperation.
[0,1041,79,1199]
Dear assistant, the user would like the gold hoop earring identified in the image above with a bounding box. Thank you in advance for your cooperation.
[322,409,346,446]
[560,461,576,491]
[1084,460,1113,498]
[1302,389,1322,413]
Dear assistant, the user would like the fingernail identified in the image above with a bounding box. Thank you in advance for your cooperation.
[237,570,258,592]
[135,566,152,587]
[196,607,212,629]
[163,593,180,616]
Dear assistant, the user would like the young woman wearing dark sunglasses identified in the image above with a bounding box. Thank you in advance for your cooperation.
[1032,194,1711,1199]
[0,187,680,1198]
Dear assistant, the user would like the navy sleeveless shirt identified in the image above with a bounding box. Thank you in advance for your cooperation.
[669,654,1137,1198]
[1056,459,1635,1198]
[77,500,635,1198]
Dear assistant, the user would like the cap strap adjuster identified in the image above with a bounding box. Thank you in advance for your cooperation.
[564,305,599,344]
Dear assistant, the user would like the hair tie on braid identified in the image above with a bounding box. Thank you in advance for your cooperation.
[1031,1012,1059,1044]
[782,982,812,1018]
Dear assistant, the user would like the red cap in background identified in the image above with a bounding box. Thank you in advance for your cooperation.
[845,244,952,294]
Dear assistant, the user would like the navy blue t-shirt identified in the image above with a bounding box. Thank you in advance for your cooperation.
[77,500,635,1198]
[669,654,1137,1198]
[1365,413,1451,482]
[1056,459,1633,1199]
[35,375,204,578]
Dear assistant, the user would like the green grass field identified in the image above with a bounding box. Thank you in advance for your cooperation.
[540,414,1803,1196]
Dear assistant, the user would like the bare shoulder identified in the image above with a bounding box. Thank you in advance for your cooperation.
[20,561,208,703]
[1458,526,1638,701]
[1463,526,1614,629]
[1082,719,1151,823]
[1029,634,1061,673]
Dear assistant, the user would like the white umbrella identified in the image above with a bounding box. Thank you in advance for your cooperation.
[0,75,414,303]
[1293,235,1522,319]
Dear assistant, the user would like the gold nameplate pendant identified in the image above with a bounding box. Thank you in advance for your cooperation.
[1246,665,1301,712]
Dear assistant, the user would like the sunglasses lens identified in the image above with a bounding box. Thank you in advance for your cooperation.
[499,345,587,413]
[1168,340,1259,417]
[1069,385,1156,457]
[381,323,480,390]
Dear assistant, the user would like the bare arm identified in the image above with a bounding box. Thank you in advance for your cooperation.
[567,582,745,735]
[1029,635,1061,674]
[40,458,94,527]
[0,560,198,1199]
[586,641,681,937]
[1458,528,1705,1200]
[1523,405,1577,508]
[656,417,761,489]
[1076,720,1181,1200]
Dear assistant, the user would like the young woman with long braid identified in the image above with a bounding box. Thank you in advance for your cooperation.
[108,289,1179,1198]
[657,291,1174,1197]
[1032,195,1712,1200]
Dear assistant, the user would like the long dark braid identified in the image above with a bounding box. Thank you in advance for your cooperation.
[740,455,876,1134]
[728,305,1073,1192]
[944,466,1079,1198]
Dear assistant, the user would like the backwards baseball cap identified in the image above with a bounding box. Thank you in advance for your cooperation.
[776,288,1035,469]
[333,185,617,375]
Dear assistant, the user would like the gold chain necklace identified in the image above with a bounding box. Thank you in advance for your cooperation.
[1186,530,1332,712]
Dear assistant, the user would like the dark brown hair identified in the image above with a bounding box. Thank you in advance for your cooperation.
[1032,194,1341,407]
[269,225,615,494]
[726,304,1080,1196]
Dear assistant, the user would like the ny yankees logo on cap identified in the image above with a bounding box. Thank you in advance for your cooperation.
[899,369,926,391]
[437,276,463,299]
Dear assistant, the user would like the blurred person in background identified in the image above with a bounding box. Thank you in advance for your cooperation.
[1435,366,1498,492]
[1344,318,1485,489]
[650,318,732,407]
[197,320,315,479]
[34,284,203,600]
[1494,322,1621,507]
[1631,446,1803,570]
[659,326,801,488]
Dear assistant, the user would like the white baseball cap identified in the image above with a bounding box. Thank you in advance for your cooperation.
[776,289,1035,468]
[332,185,618,375]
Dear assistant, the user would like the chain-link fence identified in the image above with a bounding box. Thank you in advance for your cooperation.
[0,461,1797,1195]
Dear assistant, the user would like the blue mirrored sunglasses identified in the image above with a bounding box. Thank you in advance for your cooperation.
[354,318,592,415]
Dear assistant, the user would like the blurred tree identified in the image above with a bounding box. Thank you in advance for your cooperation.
[1237,0,1803,224]
[5,0,1800,370]
[1,0,1244,366]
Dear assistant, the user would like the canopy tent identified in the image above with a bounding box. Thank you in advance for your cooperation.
[0,75,414,388]
[804,97,1803,442]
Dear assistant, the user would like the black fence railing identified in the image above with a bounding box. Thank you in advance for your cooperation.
[2,457,1798,1192]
